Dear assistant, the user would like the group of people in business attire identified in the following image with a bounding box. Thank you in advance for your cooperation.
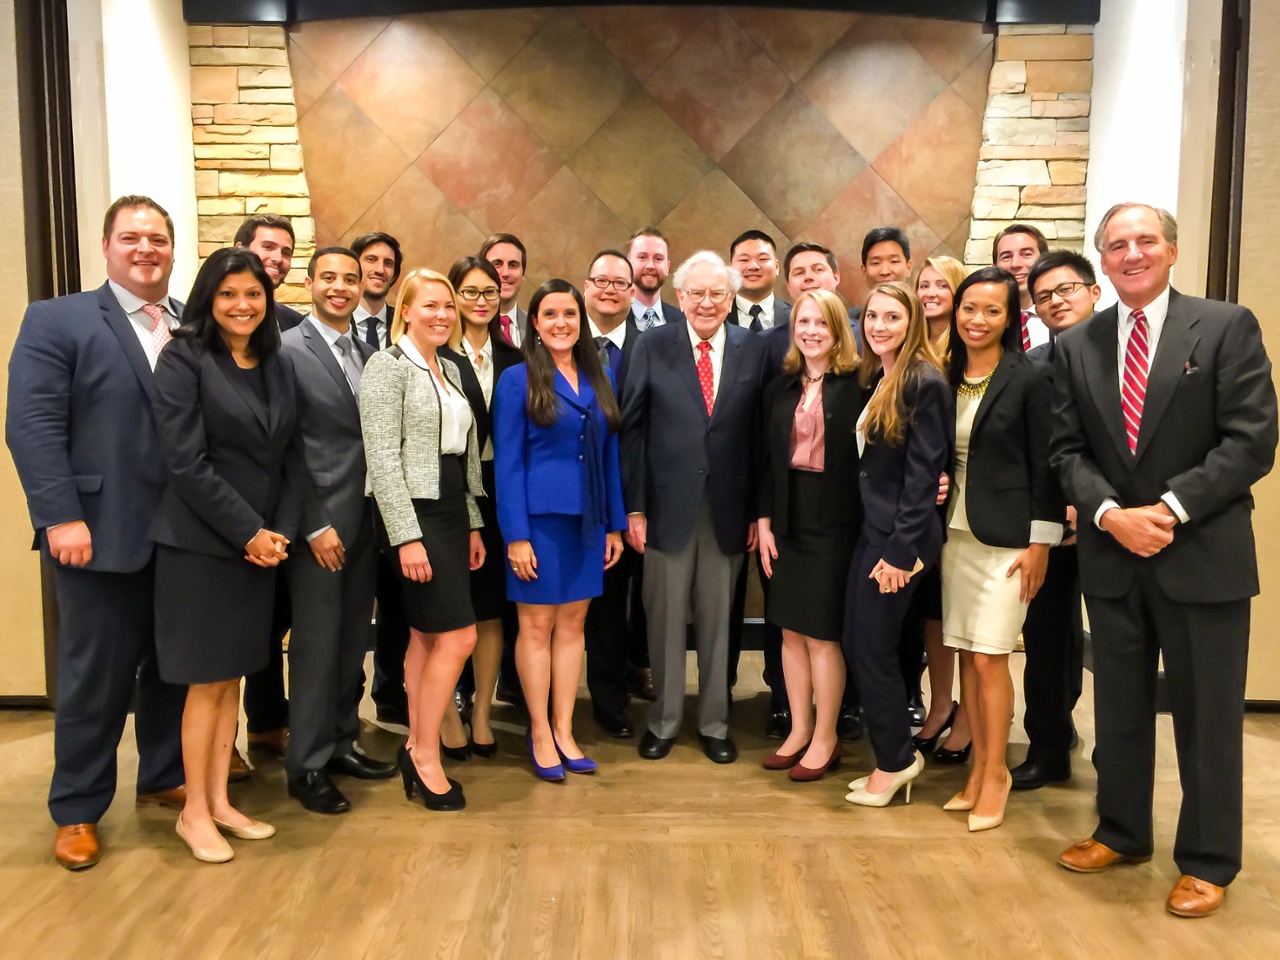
[7,193,1275,920]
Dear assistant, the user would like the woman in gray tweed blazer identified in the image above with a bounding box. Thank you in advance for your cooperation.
[360,268,485,813]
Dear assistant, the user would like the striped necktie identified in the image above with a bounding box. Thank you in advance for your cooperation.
[1121,310,1150,454]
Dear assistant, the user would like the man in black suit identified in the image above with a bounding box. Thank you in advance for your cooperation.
[627,227,685,331]
[1051,203,1278,918]
[622,251,771,764]
[7,195,188,869]
[1013,250,1101,791]
[280,248,397,815]
[481,233,530,348]
[583,250,643,738]
[351,232,402,351]
[235,213,304,331]
[993,223,1051,350]
[235,212,304,772]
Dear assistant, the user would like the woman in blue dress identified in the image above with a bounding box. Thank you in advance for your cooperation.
[493,279,626,781]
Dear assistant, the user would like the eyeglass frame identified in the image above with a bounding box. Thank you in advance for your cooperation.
[1032,280,1089,308]
[457,286,502,302]
[586,276,633,292]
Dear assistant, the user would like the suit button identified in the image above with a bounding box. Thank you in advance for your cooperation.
[698,468,705,475]
[859,470,867,478]
[261,474,268,482]
[578,455,584,462]
[580,414,587,421]
[579,435,585,441]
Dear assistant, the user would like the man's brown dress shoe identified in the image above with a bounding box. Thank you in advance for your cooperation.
[54,823,100,870]
[1057,838,1151,873]
[228,747,251,782]
[136,784,188,810]
[1166,875,1224,918]
[247,727,289,757]
[627,666,657,702]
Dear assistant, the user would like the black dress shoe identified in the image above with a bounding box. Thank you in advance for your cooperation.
[906,691,926,728]
[595,711,635,739]
[375,705,410,728]
[326,749,397,780]
[638,731,674,759]
[1010,758,1071,790]
[837,707,864,743]
[700,735,738,764]
[764,710,791,741]
[288,771,351,814]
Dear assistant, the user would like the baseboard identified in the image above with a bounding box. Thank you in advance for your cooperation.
[0,696,52,709]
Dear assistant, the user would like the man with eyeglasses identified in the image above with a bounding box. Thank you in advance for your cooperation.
[621,251,771,765]
[582,251,646,738]
[1011,250,1101,792]
[627,228,684,331]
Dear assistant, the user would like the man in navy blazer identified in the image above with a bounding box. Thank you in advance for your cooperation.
[627,227,685,331]
[621,251,771,764]
[1050,204,1278,918]
[6,195,188,869]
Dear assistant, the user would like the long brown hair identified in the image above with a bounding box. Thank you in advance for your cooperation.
[857,282,944,447]
[524,279,621,431]
[781,289,860,376]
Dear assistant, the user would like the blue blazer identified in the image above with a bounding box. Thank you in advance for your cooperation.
[493,362,627,545]
[6,282,184,573]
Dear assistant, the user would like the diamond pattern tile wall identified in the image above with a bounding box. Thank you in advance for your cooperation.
[291,7,991,303]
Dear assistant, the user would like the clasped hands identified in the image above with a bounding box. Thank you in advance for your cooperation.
[1101,502,1177,557]
[245,528,290,567]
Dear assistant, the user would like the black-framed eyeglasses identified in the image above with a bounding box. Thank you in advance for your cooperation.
[587,276,632,292]
[458,287,501,302]
[1033,281,1088,307]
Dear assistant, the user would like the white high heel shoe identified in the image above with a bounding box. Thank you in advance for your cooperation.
[844,752,924,807]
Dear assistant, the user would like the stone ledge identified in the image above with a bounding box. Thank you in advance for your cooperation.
[996,34,1093,62]
[1048,161,1088,185]
[193,125,299,144]
[1026,61,1092,94]
[191,46,290,67]
[212,103,298,126]
[1021,185,1086,204]
[980,144,1089,160]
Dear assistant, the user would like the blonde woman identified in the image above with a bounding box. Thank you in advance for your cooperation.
[843,282,953,808]
[757,289,862,781]
[360,268,486,812]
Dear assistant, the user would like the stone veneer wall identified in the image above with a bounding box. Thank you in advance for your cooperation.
[187,25,315,305]
[965,24,1094,266]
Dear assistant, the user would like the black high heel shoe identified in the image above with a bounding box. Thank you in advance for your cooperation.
[911,701,958,755]
[933,739,972,764]
[399,744,466,811]
[441,740,472,762]
[469,734,498,759]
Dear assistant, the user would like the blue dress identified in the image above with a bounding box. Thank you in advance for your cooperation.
[493,363,627,604]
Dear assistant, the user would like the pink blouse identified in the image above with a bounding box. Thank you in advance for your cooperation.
[789,386,825,472]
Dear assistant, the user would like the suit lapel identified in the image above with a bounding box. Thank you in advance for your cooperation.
[1081,306,1129,458]
[552,366,589,412]
[263,353,291,438]
[213,348,269,432]
[302,320,359,415]
[1134,290,1199,462]
[971,351,1016,438]
[98,284,155,400]
[711,326,745,423]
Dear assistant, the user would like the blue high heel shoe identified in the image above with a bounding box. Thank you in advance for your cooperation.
[553,736,598,774]
[528,736,565,781]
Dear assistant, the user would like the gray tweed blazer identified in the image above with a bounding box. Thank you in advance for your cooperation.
[359,347,483,547]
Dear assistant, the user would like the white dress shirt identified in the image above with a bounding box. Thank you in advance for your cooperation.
[461,334,495,461]
[588,316,627,350]
[306,315,360,390]
[108,280,179,370]
[352,303,391,350]
[499,308,522,348]
[1092,284,1188,526]
[686,320,727,401]
[735,293,776,330]
[400,336,472,455]
[1023,304,1050,349]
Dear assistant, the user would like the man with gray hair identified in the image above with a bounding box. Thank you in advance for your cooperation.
[620,251,771,764]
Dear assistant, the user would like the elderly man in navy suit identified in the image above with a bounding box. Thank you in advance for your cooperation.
[7,195,189,870]
[621,251,771,764]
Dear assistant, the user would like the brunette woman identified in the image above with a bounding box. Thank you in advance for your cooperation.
[441,256,524,757]
[757,289,863,781]
[361,268,486,812]
[151,247,302,861]
[843,282,952,808]
[940,266,1064,832]
[493,279,627,780]
[912,256,973,761]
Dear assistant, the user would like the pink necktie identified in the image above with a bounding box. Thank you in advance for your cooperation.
[500,314,513,345]
[1121,310,1149,455]
[696,340,714,416]
[1020,310,1031,352]
[142,303,171,356]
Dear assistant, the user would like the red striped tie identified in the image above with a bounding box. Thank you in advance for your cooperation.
[1020,310,1031,351]
[1121,310,1149,454]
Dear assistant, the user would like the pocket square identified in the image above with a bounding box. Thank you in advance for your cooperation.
[1184,361,1200,374]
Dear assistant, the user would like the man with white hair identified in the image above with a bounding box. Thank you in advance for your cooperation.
[620,251,771,764]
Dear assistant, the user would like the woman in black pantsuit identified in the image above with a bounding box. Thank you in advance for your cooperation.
[151,247,302,862]
[842,281,953,808]
[757,289,864,782]
[440,256,524,756]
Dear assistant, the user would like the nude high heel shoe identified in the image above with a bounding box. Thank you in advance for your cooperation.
[176,814,234,863]
[844,752,924,807]
[967,770,1012,832]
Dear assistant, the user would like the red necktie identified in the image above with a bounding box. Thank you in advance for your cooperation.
[1020,310,1031,352]
[1121,310,1150,455]
[696,340,714,416]
[500,314,513,345]
[142,303,171,356]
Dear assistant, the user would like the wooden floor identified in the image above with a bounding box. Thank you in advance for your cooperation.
[1,653,1278,959]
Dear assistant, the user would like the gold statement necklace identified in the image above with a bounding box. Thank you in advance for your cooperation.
[957,368,995,399]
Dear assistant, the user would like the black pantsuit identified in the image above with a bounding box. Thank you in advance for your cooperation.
[48,562,186,826]
[1020,544,1082,765]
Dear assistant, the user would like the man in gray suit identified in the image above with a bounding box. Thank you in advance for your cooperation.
[621,251,771,764]
[281,247,396,815]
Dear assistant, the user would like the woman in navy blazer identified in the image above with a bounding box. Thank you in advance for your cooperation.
[151,247,302,862]
[494,279,626,780]
[843,282,953,809]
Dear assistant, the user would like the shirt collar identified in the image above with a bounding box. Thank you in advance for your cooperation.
[461,334,492,363]
[353,302,389,324]
[632,299,662,322]
[686,319,727,353]
[108,279,174,318]
[735,293,773,323]
[588,316,628,349]
[1117,284,1171,330]
[307,313,348,348]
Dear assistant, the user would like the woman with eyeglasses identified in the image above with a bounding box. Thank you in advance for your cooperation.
[494,279,627,780]
[437,256,524,758]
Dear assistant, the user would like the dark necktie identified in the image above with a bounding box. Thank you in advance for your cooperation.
[595,336,622,377]
[336,333,362,393]
[363,314,380,350]
[749,303,764,333]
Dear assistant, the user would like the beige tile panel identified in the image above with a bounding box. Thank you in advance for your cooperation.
[728,8,857,84]
[424,8,555,82]
[657,169,791,272]
[574,6,708,83]
[287,38,332,117]
[896,16,994,83]
[288,17,391,79]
